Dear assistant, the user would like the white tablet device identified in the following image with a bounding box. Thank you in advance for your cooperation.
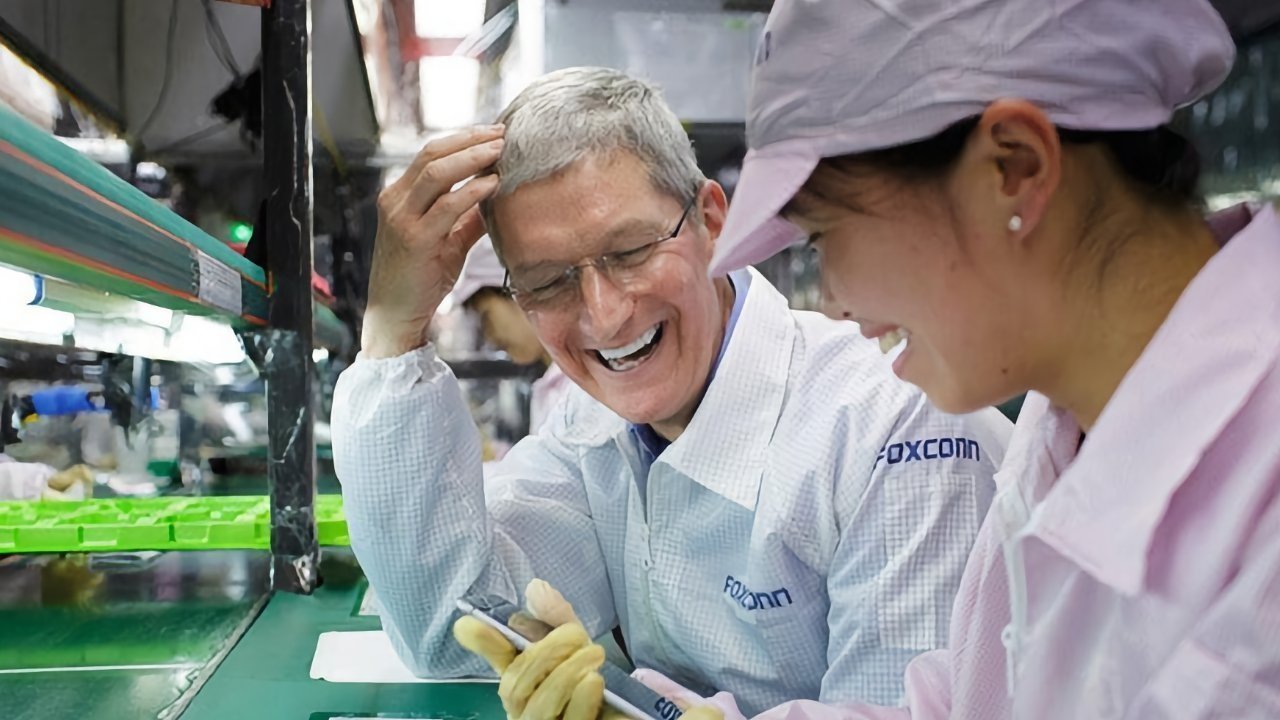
[456,594,684,720]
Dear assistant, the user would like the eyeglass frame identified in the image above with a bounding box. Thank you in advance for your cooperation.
[500,192,700,309]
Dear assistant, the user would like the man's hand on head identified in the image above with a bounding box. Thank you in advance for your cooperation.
[362,125,505,359]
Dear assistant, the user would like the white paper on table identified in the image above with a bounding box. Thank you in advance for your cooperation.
[309,630,498,684]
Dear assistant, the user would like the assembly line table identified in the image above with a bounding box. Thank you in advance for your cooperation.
[181,551,504,719]
[0,548,504,719]
[0,550,272,719]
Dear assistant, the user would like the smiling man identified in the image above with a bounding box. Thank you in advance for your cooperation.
[331,67,1011,714]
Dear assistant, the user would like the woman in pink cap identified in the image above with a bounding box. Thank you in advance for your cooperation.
[458,0,1280,718]
[697,0,1278,717]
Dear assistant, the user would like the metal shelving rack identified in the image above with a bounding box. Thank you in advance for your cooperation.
[0,103,270,326]
[0,0,328,594]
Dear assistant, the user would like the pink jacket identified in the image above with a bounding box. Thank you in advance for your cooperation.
[641,204,1280,719]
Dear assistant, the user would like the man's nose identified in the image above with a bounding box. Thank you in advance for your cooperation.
[578,266,633,340]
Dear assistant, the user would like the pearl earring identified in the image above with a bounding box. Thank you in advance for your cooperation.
[1008,215,1023,232]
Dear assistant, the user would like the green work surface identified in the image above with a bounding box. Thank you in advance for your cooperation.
[0,495,350,553]
[1,665,204,720]
[0,551,272,720]
[0,604,256,669]
[182,559,506,720]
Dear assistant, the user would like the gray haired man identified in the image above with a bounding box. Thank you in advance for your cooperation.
[332,67,1011,715]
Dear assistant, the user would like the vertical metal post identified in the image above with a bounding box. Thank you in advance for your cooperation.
[262,0,318,594]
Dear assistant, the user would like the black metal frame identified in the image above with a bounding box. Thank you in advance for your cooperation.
[262,0,318,594]
[343,0,381,137]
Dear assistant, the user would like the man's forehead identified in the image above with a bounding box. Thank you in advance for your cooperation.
[494,158,674,272]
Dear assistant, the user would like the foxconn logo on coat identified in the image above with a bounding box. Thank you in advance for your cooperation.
[725,575,793,611]
[874,437,982,468]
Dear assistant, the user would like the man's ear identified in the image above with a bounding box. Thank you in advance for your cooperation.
[699,180,730,249]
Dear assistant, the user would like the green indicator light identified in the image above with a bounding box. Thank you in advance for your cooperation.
[230,222,253,243]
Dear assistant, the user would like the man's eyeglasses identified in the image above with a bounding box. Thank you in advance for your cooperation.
[502,194,698,311]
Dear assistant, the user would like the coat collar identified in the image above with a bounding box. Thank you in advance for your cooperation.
[1006,204,1280,595]
[647,268,795,511]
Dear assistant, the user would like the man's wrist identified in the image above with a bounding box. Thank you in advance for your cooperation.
[361,311,431,359]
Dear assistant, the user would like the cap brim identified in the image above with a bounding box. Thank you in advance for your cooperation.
[709,146,817,276]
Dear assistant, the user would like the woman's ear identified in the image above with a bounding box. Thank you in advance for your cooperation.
[955,99,1062,239]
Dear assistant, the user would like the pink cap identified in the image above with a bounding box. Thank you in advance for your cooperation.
[711,0,1236,275]
[444,235,506,312]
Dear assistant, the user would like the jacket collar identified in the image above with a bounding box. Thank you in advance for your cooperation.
[648,268,794,510]
[1013,204,1280,595]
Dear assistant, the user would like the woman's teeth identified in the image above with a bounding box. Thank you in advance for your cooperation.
[879,328,910,355]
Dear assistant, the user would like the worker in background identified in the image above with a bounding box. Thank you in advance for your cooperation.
[331,66,1011,715]
[0,397,94,501]
[0,457,93,501]
[447,235,571,432]
[488,0,1280,718]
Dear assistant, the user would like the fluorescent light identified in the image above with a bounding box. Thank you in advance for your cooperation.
[503,0,546,106]
[133,302,174,330]
[135,162,167,181]
[420,56,479,129]
[0,265,41,306]
[415,0,484,38]
[70,313,245,365]
[35,277,174,329]
[0,269,239,363]
[166,315,247,365]
[0,305,74,344]
[56,137,130,164]
[214,365,238,385]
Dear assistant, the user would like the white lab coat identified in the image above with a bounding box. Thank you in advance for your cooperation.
[332,269,1012,715]
[529,362,571,433]
[481,363,571,486]
[0,453,53,500]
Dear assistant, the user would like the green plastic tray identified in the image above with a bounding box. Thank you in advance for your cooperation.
[0,495,349,553]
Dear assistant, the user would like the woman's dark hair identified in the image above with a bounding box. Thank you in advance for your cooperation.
[792,115,1203,212]
[462,286,505,311]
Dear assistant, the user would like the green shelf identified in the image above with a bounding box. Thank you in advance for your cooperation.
[0,105,268,327]
[0,104,351,351]
[0,495,348,553]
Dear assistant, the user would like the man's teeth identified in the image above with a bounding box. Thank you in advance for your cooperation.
[879,328,910,355]
[598,325,659,361]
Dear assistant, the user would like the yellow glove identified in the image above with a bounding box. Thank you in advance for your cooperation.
[453,580,724,720]
[46,464,94,496]
[41,555,104,607]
